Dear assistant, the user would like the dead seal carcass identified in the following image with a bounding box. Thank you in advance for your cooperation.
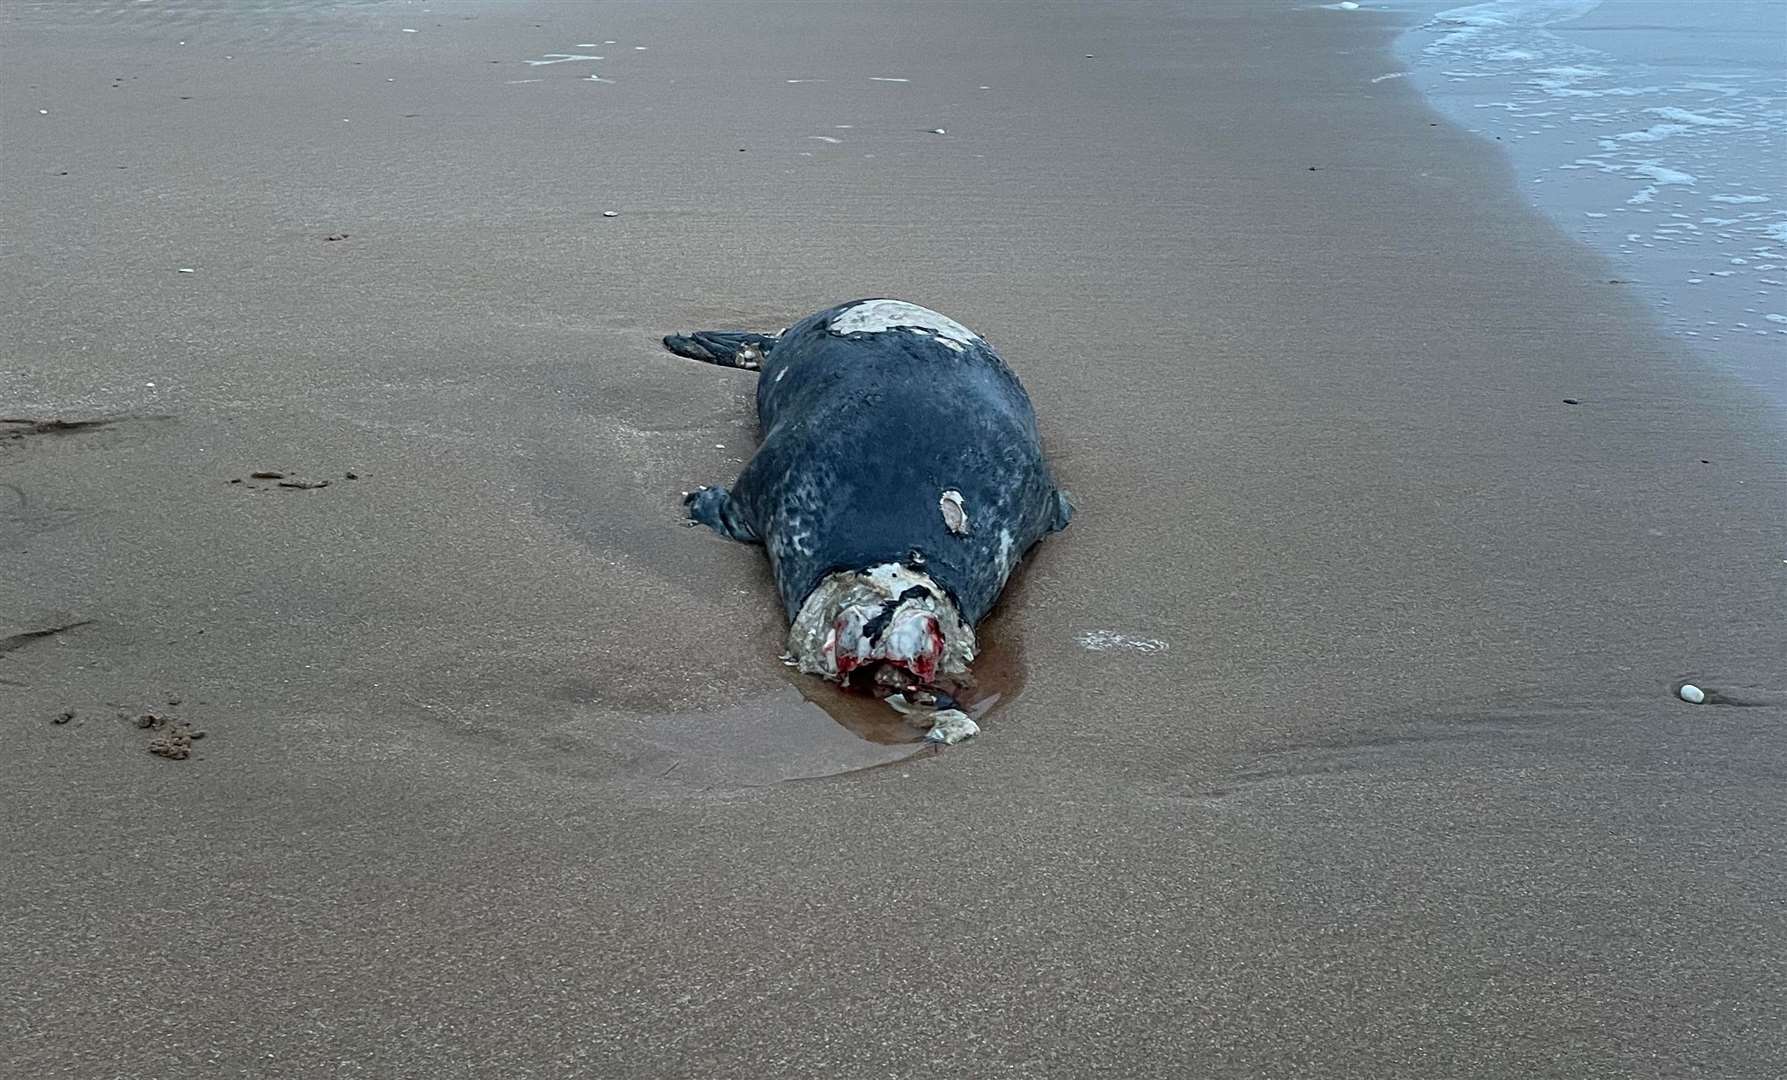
[665,299,1073,743]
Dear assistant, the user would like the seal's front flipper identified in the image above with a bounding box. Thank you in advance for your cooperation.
[662,331,778,371]
[684,485,760,543]
[1049,489,1075,533]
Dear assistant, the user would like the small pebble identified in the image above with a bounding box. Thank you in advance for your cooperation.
[1679,684,1705,704]
[53,710,73,725]
[176,268,195,274]
[602,210,618,217]
[928,128,946,135]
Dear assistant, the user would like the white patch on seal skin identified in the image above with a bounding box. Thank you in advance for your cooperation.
[768,522,816,563]
[997,528,1014,571]
[940,489,969,535]
[1076,630,1169,654]
[829,299,982,354]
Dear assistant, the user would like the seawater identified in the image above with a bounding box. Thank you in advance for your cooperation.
[1394,0,1785,406]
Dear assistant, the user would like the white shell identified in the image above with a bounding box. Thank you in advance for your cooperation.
[1679,684,1705,704]
[601,210,619,217]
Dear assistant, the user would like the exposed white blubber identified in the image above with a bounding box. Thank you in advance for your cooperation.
[786,562,975,681]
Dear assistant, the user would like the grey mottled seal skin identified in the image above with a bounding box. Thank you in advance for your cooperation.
[665,299,1072,732]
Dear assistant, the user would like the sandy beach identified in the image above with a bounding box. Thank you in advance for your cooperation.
[3,1,1784,1076]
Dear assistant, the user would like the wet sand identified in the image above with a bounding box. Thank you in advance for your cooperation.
[3,1,1784,1077]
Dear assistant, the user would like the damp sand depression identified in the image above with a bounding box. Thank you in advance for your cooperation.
[3,1,1785,1076]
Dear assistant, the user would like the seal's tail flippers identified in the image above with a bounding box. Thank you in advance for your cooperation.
[662,331,778,371]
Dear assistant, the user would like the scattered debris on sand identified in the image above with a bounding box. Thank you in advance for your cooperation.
[232,469,349,488]
[1,417,117,442]
[135,712,205,761]
[883,692,980,744]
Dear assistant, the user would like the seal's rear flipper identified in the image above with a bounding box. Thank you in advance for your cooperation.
[662,331,778,371]
[684,485,760,543]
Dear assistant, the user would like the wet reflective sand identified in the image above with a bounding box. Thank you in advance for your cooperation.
[3,2,1784,1077]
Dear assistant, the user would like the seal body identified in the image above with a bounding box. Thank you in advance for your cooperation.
[667,299,1072,690]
